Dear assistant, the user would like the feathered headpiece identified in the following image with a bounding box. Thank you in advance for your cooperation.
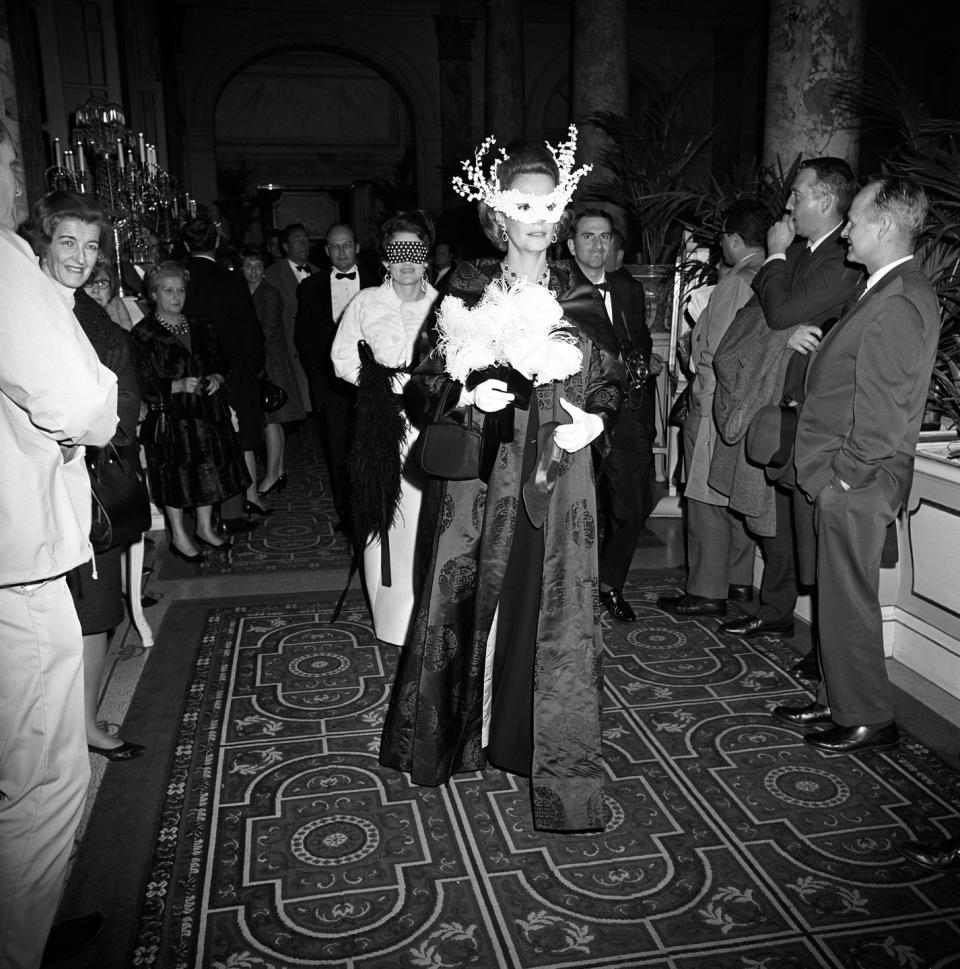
[451,125,592,224]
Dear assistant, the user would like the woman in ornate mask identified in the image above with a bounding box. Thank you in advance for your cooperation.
[379,128,624,832]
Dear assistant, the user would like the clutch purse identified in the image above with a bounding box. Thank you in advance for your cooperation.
[87,443,152,553]
[261,375,288,413]
[668,385,691,426]
[415,380,482,480]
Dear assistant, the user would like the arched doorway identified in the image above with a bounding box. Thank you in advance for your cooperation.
[213,48,416,250]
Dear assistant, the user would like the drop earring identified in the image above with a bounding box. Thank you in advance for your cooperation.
[420,270,428,293]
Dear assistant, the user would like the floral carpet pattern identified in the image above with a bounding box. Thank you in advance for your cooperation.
[158,422,353,577]
[134,580,960,969]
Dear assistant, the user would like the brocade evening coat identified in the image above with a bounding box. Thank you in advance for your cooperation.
[378,260,623,832]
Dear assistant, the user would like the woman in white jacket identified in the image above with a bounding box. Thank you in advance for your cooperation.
[331,212,437,646]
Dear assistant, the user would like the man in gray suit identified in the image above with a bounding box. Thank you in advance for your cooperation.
[265,223,317,409]
[774,177,940,754]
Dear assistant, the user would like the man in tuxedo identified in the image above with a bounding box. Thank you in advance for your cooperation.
[567,208,654,623]
[294,222,378,532]
[182,217,266,532]
[265,223,317,409]
[658,199,769,618]
[774,177,939,754]
[431,241,455,288]
[719,158,862,651]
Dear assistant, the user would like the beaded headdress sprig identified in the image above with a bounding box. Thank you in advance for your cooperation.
[451,124,593,225]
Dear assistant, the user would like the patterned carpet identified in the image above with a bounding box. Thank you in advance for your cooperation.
[108,578,960,969]
[158,421,353,578]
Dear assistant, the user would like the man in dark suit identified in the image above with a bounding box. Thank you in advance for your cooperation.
[182,217,266,532]
[294,222,378,532]
[567,208,654,623]
[265,223,317,409]
[774,177,940,753]
[720,158,862,651]
[430,241,456,288]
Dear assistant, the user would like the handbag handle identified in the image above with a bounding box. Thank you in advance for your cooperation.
[432,379,474,425]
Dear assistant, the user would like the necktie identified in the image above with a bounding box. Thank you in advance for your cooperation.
[335,271,357,280]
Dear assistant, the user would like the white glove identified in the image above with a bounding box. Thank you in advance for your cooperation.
[472,378,514,413]
[554,397,604,453]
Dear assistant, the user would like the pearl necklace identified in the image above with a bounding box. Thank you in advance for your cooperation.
[501,261,550,288]
[156,310,189,335]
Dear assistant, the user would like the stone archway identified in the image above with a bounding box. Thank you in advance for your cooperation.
[177,18,442,217]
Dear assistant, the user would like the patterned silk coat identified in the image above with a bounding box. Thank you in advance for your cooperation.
[379,260,623,832]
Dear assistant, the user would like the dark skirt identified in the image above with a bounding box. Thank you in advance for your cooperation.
[68,544,124,635]
[144,406,248,509]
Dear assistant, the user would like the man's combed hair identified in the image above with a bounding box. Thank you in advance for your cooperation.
[800,157,856,217]
[280,222,307,248]
[866,176,929,244]
[180,217,219,252]
[722,197,771,249]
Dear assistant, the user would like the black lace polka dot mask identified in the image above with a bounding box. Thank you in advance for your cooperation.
[386,241,429,265]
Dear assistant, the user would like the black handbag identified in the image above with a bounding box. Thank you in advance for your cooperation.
[138,403,169,446]
[415,380,482,480]
[261,375,288,413]
[668,385,691,426]
[87,444,152,552]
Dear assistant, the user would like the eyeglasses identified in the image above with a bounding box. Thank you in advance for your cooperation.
[84,279,111,290]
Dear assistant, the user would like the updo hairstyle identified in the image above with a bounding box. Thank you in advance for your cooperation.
[477,144,569,251]
[379,210,435,254]
[145,260,190,302]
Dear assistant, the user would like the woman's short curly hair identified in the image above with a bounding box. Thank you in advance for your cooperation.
[379,210,434,255]
[22,190,105,258]
[477,143,570,250]
[145,260,189,301]
[235,245,266,267]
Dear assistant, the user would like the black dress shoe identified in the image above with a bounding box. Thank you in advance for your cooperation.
[789,651,821,680]
[600,589,636,623]
[243,499,275,517]
[657,593,727,616]
[218,517,259,536]
[805,722,900,754]
[87,739,146,761]
[898,835,960,873]
[42,912,104,961]
[168,542,204,564]
[772,702,833,727]
[719,615,795,639]
[727,584,754,602]
[195,533,233,552]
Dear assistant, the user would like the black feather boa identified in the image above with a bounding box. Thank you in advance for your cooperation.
[348,342,407,542]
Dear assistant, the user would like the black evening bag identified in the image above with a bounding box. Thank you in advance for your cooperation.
[87,444,152,552]
[260,374,288,413]
[415,380,483,480]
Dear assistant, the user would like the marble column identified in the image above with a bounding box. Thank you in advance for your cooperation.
[484,0,525,145]
[571,0,629,180]
[434,15,476,209]
[763,0,866,171]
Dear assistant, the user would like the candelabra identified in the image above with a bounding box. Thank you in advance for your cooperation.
[45,96,198,292]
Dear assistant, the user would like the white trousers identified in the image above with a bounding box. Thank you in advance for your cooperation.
[0,577,89,969]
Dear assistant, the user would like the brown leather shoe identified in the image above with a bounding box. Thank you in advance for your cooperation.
[657,593,727,616]
[772,702,833,727]
[805,722,899,754]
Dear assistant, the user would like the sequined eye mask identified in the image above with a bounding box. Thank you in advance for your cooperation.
[386,241,429,264]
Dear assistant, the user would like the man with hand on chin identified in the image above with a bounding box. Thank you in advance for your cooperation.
[566,208,653,623]
[774,177,939,754]
[719,158,861,662]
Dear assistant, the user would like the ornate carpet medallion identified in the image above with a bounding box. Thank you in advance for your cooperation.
[132,580,960,968]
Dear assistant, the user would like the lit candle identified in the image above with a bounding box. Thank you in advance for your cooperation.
[138,132,146,165]
[116,139,125,171]
[64,150,74,174]
[54,137,62,168]
[77,143,86,174]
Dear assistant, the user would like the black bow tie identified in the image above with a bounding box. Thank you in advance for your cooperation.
[294,264,309,272]
[595,282,609,293]
[335,271,356,280]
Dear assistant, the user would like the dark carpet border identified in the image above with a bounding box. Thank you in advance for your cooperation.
[52,589,358,969]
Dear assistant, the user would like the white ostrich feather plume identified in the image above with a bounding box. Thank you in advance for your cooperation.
[436,277,582,386]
